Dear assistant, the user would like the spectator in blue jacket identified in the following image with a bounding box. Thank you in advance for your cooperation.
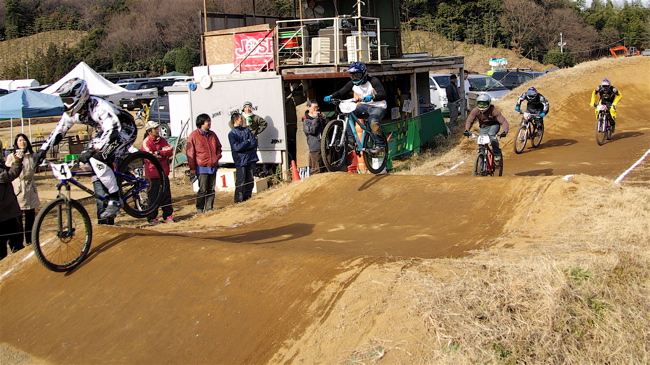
[228,112,259,203]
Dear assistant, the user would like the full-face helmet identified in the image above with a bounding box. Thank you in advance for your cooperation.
[476,94,491,112]
[347,61,367,85]
[55,78,89,116]
[601,78,611,91]
[525,87,538,101]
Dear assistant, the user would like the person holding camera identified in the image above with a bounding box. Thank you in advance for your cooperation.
[1,147,26,259]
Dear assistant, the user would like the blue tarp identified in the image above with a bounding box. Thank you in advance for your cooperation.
[0,89,64,120]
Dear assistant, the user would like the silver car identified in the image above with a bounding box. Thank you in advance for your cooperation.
[466,75,509,111]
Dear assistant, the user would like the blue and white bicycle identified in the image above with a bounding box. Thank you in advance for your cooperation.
[321,98,388,174]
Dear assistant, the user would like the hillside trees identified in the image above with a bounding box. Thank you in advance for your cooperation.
[402,0,648,65]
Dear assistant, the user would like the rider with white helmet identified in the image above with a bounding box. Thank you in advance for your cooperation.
[590,78,622,132]
[464,94,509,163]
[324,61,388,150]
[34,77,137,219]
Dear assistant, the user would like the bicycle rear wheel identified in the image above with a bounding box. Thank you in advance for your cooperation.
[595,115,607,145]
[513,125,528,154]
[531,122,544,148]
[473,152,487,176]
[32,198,92,272]
[362,133,388,174]
[117,151,166,218]
[321,119,348,172]
[134,117,146,129]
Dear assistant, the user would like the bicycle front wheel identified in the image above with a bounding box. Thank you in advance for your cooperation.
[531,122,544,148]
[362,133,388,174]
[117,151,166,218]
[473,152,487,176]
[595,115,607,145]
[513,125,528,154]
[321,119,348,172]
[32,198,92,272]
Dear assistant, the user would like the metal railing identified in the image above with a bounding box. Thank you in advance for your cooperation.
[275,15,382,67]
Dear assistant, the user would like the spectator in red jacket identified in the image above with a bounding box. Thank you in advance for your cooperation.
[187,113,222,214]
[141,121,174,225]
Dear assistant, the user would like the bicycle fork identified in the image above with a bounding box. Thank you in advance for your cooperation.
[55,183,76,239]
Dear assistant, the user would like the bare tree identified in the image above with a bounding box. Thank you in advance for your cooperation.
[499,0,544,52]
[538,8,599,61]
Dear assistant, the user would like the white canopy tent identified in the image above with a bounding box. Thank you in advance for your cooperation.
[42,62,157,105]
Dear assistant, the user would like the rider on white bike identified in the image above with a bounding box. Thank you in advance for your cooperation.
[34,78,137,219]
[590,78,622,132]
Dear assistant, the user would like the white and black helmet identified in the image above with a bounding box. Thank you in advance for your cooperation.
[55,77,89,116]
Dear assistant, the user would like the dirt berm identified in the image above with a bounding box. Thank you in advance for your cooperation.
[1,56,649,364]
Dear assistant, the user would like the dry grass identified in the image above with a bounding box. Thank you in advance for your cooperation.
[339,180,650,364]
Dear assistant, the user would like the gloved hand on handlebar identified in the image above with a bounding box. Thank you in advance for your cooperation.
[539,112,546,118]
[463,130,470,137]
[324,96,332,103]
[514,106,520,112]
[499,132,508,138]
[612,105,616,109]
[78,149,94,164]
[362,95,373,102]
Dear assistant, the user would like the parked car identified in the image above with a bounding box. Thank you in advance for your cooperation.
[116,78,149,85]
[119,81,160,110]
[466,75,510,111]
[429,73,452,116]
[490,69,541,90]
[148,96,171,137]
[0,88,8,95]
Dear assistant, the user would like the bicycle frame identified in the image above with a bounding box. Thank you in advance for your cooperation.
[478,135,496,172]
[49,161,149,204]
[328,102,375,154]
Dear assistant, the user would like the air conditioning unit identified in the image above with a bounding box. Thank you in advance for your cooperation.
[311,37,331,64]
[346,36,370,62]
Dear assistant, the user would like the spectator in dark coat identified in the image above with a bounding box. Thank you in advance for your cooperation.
[1,148,25,260]
[302,99,328,174]
[228,112,259,203]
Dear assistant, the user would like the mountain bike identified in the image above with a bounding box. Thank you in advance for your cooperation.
[31,151,166,272]
[513,112,544,154]
[595,104,613,145]
[321,98,388,174]
[470,133,503,176]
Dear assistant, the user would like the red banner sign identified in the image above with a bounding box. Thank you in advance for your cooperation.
[233,31,275,72]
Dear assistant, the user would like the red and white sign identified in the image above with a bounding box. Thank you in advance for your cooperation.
[233,31,274,72]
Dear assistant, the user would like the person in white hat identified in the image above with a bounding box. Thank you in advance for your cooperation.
[141,120,174,225]
[228,101,268,138]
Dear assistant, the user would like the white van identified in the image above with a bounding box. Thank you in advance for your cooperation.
[429,73,451,116]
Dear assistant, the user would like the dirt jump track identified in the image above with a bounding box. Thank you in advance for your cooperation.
[1,57,649,364]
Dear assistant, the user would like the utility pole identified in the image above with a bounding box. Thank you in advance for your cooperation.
[25,61,29,79]
[558,32,566,53]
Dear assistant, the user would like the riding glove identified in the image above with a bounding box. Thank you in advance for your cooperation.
[362,95,373,102]
[323,96,332,103]
[78,149,94,164]
[514,106,520,112]
[34,149,47,165]
[463,130,470,137]
[499,132,508,138]
[539,112,546,117]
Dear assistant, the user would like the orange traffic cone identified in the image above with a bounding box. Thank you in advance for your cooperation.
[347,152,358,174]
[355,122,366,172]
[291,160,301,182]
